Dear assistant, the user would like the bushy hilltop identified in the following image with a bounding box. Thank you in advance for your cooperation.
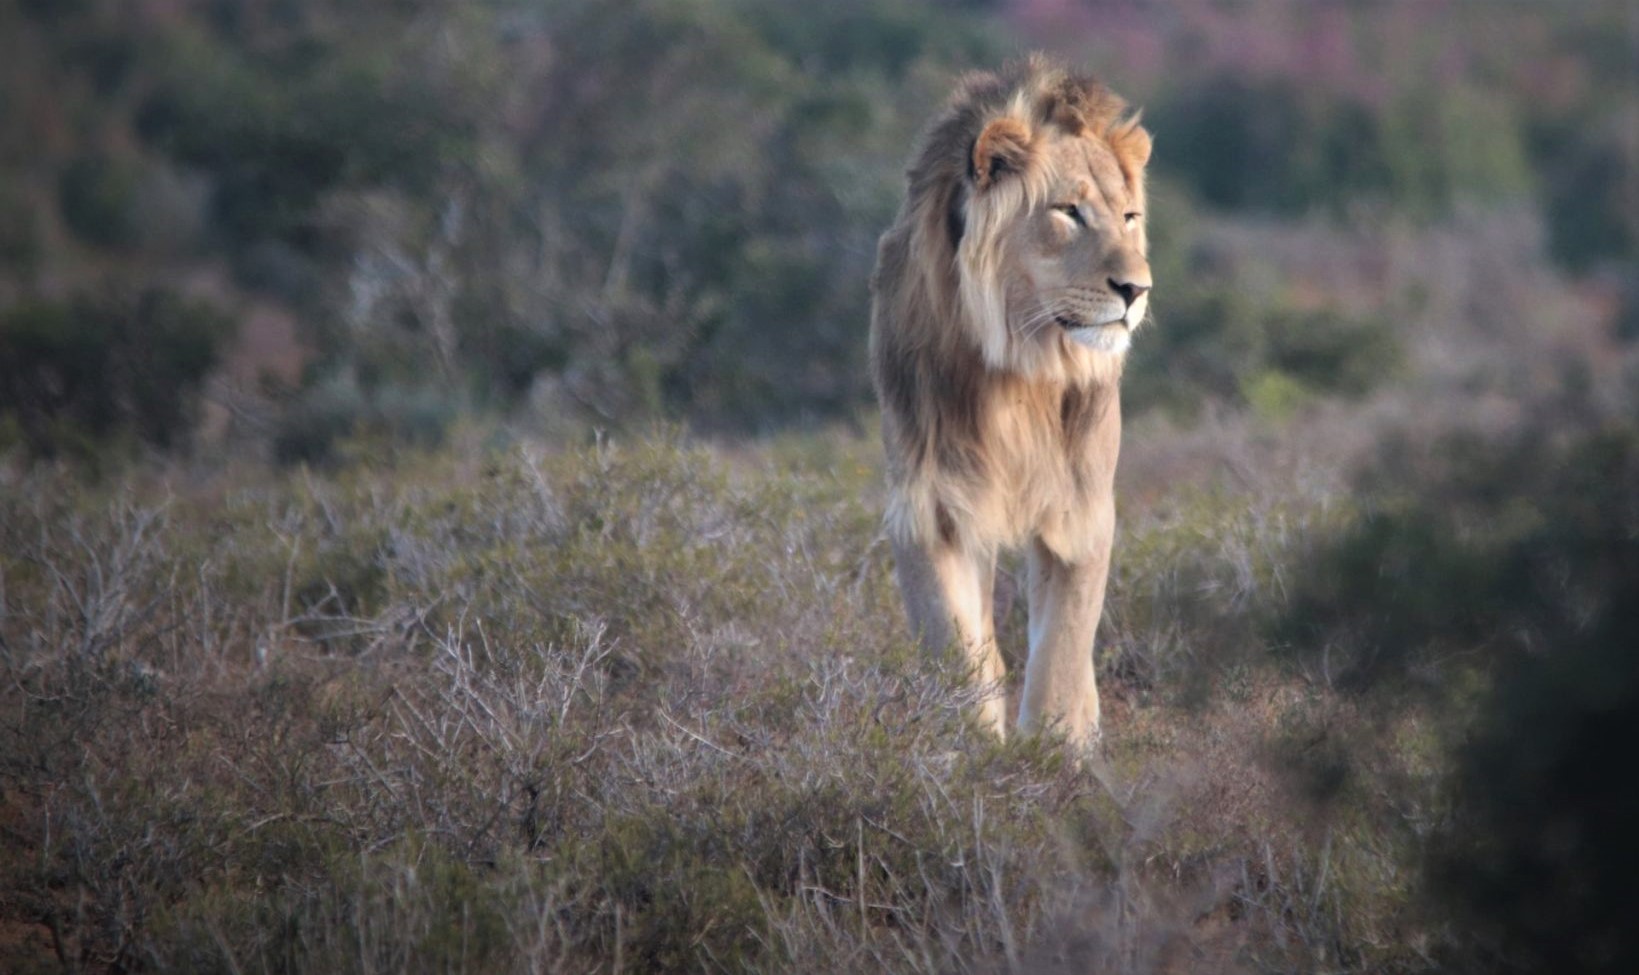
[1,0,1635,461]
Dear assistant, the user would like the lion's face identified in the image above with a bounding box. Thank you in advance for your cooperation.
[1008,131,1150,356]
[956,110,1152,376]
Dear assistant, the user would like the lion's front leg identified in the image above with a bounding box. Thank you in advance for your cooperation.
[1018,526,1112,748]
[891,534,1007,738]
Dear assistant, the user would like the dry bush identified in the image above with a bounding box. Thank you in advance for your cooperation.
[0,429,1453,973]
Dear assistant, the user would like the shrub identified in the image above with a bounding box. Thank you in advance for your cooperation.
[1539,120,1639,272]
[0,287,231,458]
[1151,75,1534,219]
[271,376,456,467]
[58,153,141,248]
[1275,424,1637,694]
[1126,287,1402,421]
[1261,307,1403,399]
[0,424,1493,972]
[1264,419,1639,968]
[1435,592,1639,974]
[0,185,39,267]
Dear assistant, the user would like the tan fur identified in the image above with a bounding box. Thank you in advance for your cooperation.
[869,55,1153,747]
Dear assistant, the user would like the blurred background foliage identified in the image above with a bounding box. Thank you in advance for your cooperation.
[1270,418,1639,971]
[1,0,1634,461]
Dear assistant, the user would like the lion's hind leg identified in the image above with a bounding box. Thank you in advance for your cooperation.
[892,534,1007,738]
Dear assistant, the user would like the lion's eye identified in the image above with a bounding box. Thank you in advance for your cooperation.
[1123,212,1141,228]
[1053,204,1086,228]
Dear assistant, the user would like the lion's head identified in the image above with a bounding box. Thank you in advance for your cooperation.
[884,56,1153,383]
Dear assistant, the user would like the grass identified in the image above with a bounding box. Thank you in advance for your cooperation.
[0,423,1453,973]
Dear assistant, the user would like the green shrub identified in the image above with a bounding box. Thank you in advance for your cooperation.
[1435,592,1639,974]
[1262,424,1639,972]
[1538,120,1639,272]
[1126,287,1402,420]
[1151,75,1534,218]
[1263,307,1403,398]
[58,153,141,248]
[1275,424,1638,696]
[272,377,456,467]
[1151,78,1390,214]
[0,287,231,457]
[0,185,39,267]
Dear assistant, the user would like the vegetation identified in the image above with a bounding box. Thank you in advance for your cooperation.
[2,0,1634,450]
[0,430,1446,972]
[0,287,231,459]
[2,1,1638,972]
[7,407,1634,972]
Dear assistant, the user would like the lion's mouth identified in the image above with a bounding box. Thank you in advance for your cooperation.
[1055,314,1126,331]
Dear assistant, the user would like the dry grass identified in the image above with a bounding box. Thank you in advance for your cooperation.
[0,425,1451,973]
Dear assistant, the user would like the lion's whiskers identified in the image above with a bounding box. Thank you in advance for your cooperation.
[1013,302,1063,341]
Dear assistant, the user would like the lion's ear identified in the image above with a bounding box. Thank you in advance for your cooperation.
[1111,116,1152,174]
[971,117,1032,191]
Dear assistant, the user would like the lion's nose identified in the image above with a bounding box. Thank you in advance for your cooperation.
[1110,278,1151,308]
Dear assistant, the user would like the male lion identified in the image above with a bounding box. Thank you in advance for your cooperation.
[870,56,1152,747]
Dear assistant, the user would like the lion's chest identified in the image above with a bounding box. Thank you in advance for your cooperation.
[963,381,1116,559]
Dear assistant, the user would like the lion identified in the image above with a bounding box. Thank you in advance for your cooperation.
[869,55,1152,747]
